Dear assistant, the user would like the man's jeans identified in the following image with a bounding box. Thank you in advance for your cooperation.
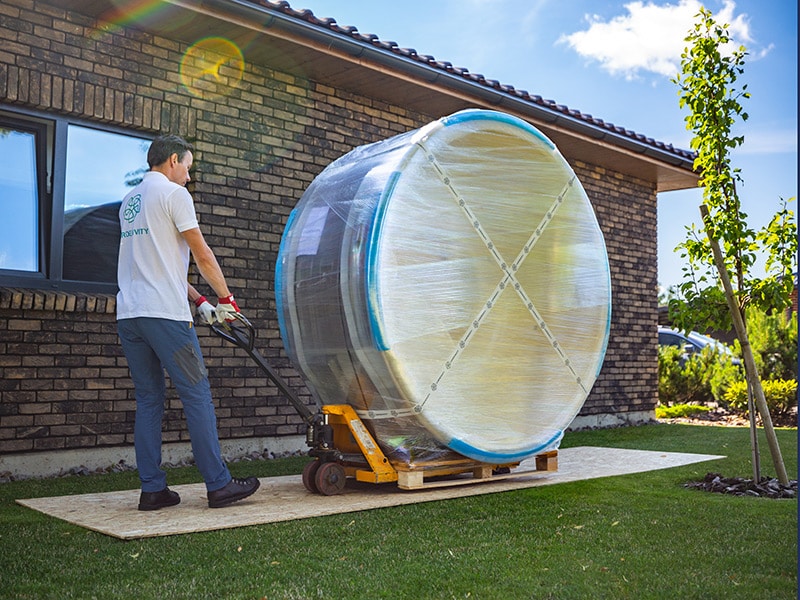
[118,318,231,492]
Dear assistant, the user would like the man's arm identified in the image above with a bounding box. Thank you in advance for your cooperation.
[182,227,240,322]
[182,227,232,299]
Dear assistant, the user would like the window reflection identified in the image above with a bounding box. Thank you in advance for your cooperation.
[63,126,149,283]
[0,128,39,272]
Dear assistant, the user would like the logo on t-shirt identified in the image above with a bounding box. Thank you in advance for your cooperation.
[123,194,141,224]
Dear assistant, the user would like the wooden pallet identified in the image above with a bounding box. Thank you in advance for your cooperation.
[394,450,558,490]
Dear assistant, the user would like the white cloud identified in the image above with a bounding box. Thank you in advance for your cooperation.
[558,0,758,80]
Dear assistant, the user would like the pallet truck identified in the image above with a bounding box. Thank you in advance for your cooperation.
[211,314,558,495]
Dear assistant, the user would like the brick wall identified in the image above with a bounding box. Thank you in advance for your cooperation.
[574,163,659,419]
[0,0,658,457]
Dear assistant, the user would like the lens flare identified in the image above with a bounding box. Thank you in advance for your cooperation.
[91,0,197,39]
[180,37,245,99]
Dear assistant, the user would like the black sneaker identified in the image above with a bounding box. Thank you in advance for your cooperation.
[138,487,181,511]
[207,476,261,508]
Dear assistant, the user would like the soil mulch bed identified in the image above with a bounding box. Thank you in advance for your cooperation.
[660,407,797,499]
[685,472,797,499]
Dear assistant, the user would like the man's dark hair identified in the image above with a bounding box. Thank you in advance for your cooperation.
[147,134,193,168]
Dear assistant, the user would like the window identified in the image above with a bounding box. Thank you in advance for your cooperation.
[0,118,48,274]
[63,125,150,283]
[0,108,150,292]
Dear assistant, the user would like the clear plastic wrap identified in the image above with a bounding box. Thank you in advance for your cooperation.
[276,109,611,466]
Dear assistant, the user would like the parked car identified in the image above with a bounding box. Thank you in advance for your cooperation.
[658,327,741,366]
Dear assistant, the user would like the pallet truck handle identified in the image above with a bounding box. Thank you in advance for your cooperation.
[208,312,255,352]
[207,311,317,425]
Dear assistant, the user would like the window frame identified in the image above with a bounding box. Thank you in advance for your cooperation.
[658,332,685,348]
[0,112,51,283]
[0,105,152,294]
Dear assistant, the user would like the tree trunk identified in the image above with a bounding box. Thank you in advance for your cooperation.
[746,378,761,481]
[700,205,789,485]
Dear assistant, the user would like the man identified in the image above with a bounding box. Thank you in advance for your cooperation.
[117,134,260,510]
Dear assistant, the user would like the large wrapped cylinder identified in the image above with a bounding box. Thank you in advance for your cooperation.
[276,109,611,465]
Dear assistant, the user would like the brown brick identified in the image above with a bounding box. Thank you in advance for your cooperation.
[3,439,34,451]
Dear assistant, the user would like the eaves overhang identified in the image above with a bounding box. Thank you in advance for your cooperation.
[71,0,700,193]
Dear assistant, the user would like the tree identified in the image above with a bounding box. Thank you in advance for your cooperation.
[671,8,797,484]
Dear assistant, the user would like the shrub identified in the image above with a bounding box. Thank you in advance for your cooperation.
[723,379,798,419]
[655,403,712,419]
[745,310,797,381]
[658,344,742,406]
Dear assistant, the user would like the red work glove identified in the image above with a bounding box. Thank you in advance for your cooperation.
[215,294,240,323]
[194,296,216,325]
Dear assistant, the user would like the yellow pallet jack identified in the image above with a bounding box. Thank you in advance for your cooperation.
[212,315,557,495]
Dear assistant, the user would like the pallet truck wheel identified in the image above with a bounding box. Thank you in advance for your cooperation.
[314,461,346,496]
[302,460,321,493]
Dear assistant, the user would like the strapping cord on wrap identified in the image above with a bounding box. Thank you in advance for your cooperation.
[356,406,421,420]
[398,140,589,416]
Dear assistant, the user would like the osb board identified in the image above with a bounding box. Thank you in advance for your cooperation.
[17,446,723,539]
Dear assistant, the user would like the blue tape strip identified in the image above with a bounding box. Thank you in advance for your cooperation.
[364,170,403,352]
[446,429,563,463]
[274,208,298,357]
[597,262,612,378]
[441,109,555,149]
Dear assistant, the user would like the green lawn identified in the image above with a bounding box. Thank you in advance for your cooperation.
[1,424,796,599]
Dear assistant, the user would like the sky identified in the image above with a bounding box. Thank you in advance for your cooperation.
[290,0,798,292]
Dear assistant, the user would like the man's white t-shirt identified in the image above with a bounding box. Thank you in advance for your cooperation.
[116,171,198,322]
